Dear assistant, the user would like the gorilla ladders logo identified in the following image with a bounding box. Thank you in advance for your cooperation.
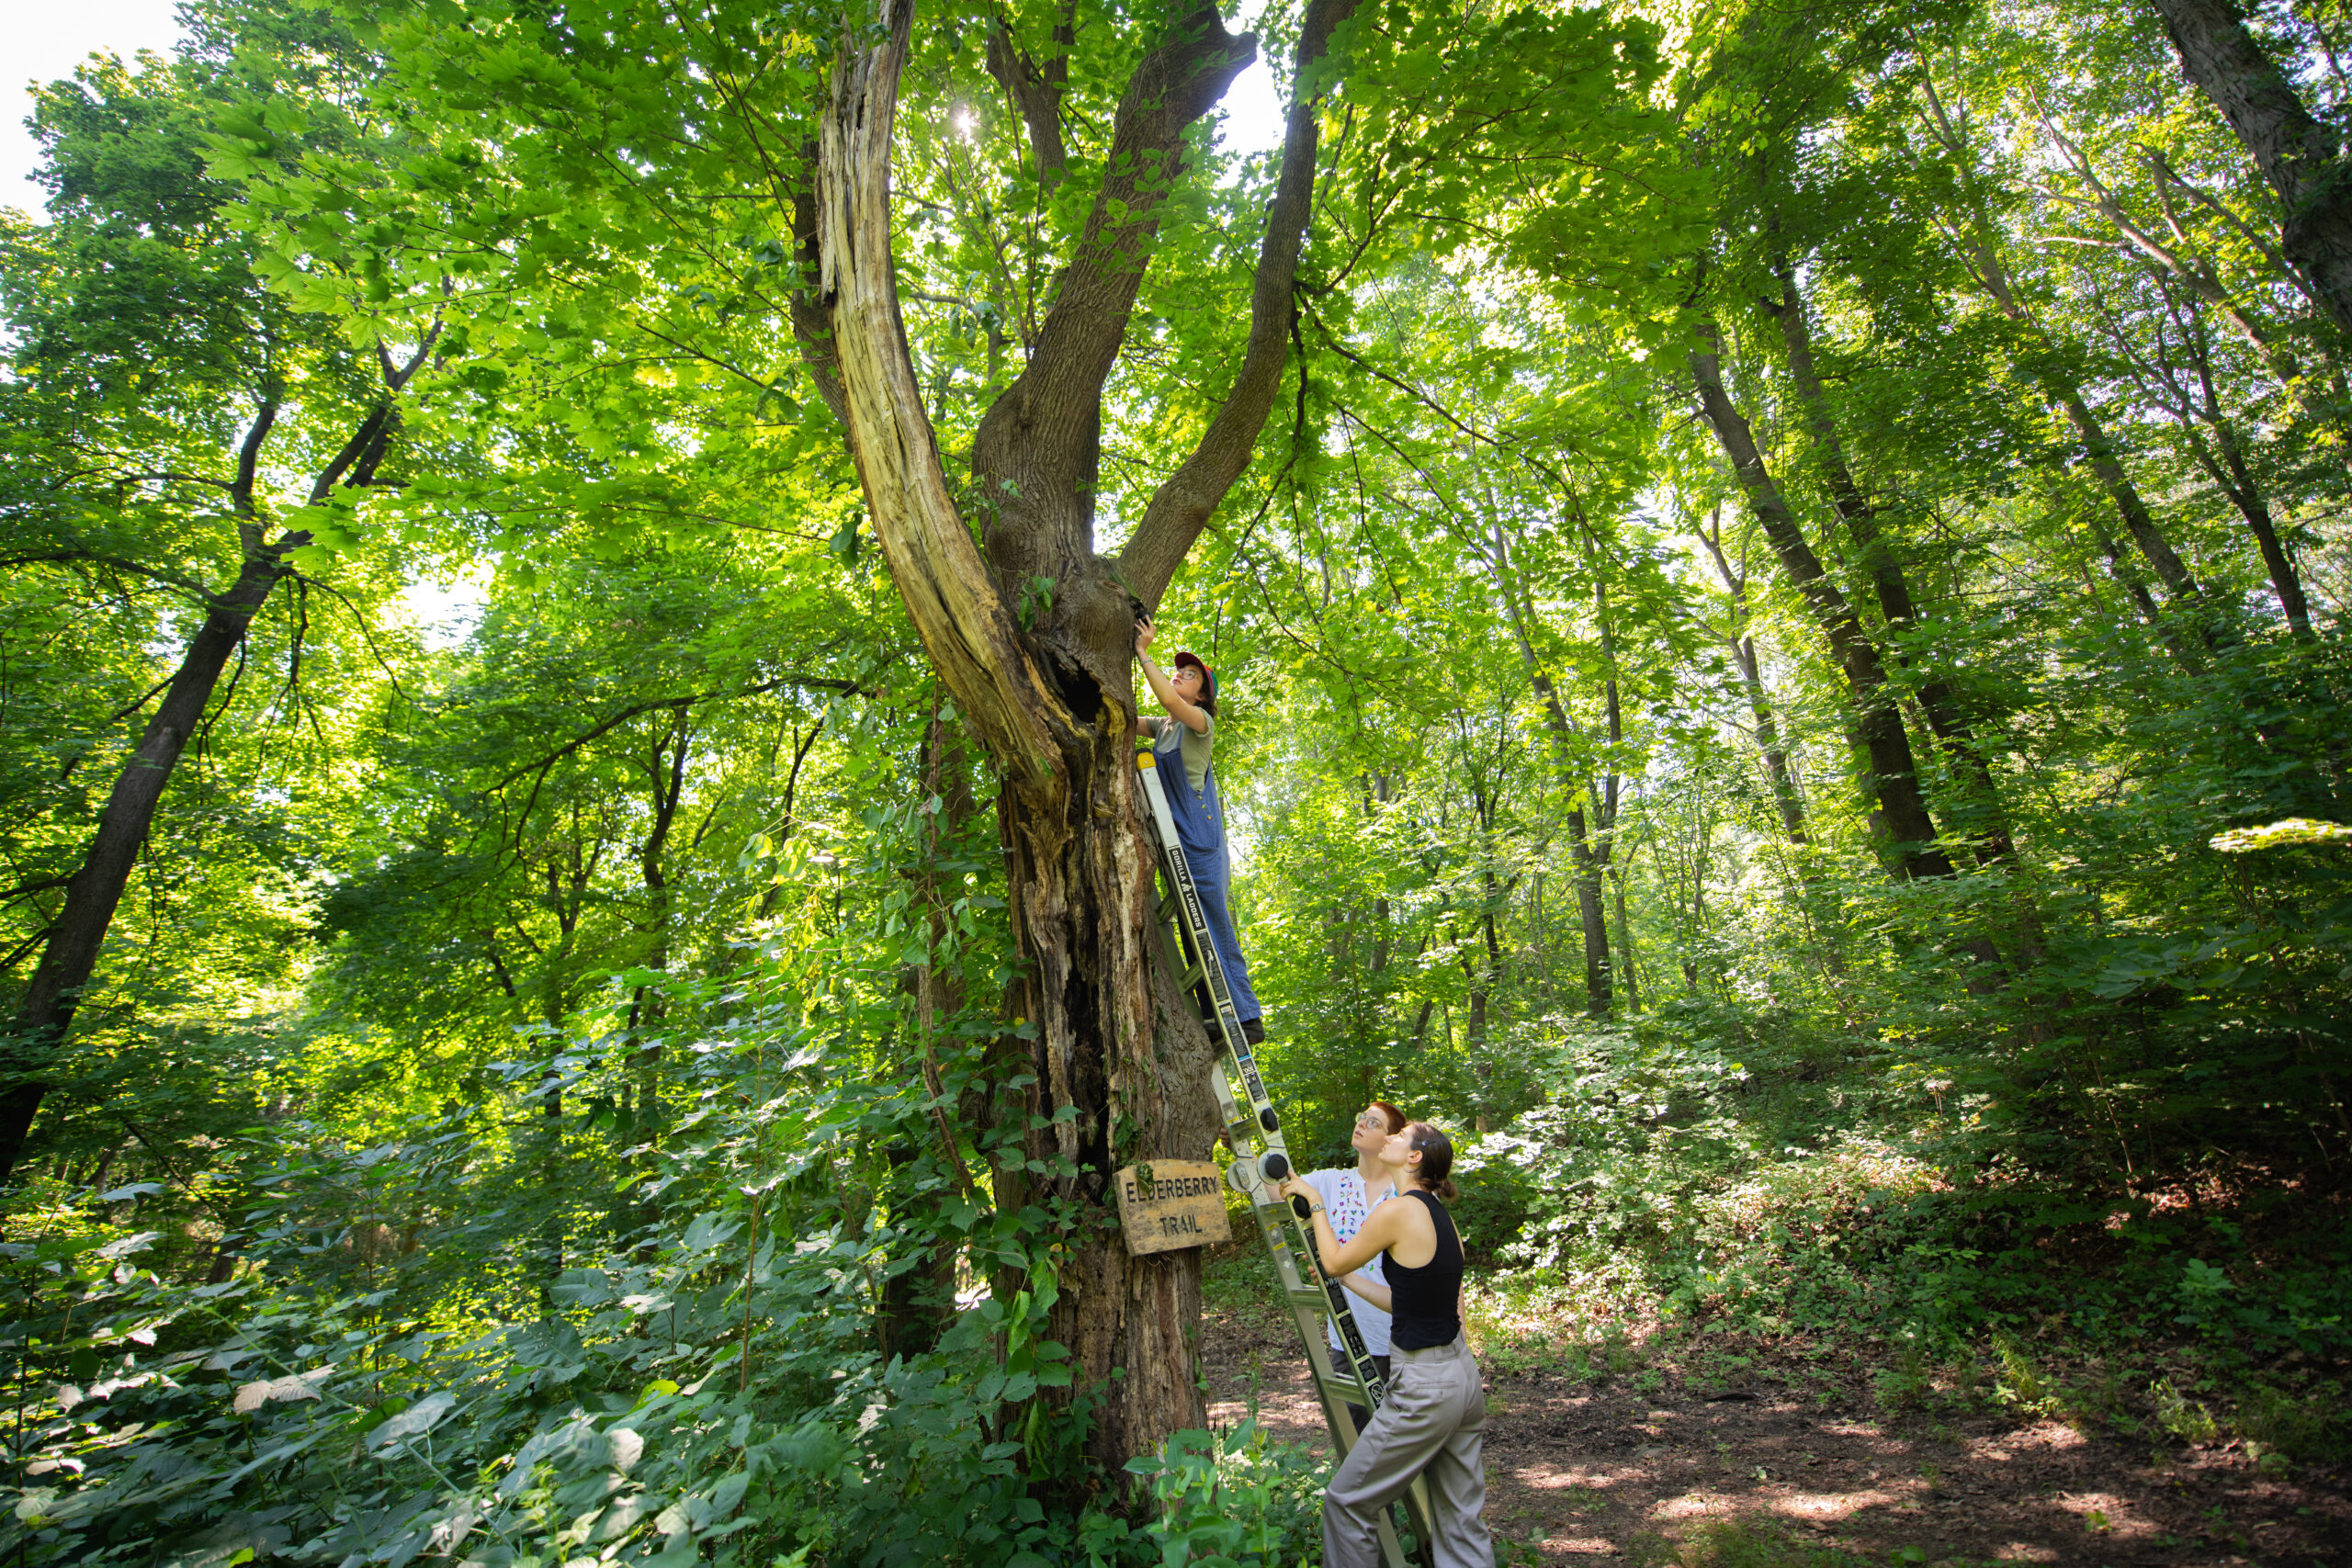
[1114,1160,1233,1256]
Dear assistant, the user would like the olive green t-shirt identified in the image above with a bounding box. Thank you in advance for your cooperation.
[1144,712,1215,795]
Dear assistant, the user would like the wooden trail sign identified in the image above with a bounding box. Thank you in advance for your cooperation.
[1114,1160,1231,1256]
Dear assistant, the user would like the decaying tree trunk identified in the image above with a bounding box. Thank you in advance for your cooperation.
[793,0,1355,1472]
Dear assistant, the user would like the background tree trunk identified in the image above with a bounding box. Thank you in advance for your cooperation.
[2149,0,2352,342]
[1689,322,1961,881]
[0,402,308,1187]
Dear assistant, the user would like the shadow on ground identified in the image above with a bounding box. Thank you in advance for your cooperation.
[1198,1255,2350,1565]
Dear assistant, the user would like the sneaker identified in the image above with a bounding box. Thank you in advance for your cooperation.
[1240,1016,1265,1044]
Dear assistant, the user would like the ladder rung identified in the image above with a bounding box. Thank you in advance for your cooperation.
[1138,759,1428,1568]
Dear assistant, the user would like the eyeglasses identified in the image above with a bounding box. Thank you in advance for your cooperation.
[1355,1113,1392,1131]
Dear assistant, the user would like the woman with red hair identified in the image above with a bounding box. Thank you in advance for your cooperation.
[1283,1122,1491,1568]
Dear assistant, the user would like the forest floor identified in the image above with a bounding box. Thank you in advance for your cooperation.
[1197,1247,2351,1566]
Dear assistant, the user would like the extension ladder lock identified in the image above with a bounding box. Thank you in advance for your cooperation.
[1136,752,1437,1568]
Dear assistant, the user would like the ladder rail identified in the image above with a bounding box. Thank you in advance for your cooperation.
[1136,754,1436,1568]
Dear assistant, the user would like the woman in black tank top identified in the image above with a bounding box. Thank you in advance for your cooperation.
[1385,1188,1465,1348]
[1282,1122,1493,1567]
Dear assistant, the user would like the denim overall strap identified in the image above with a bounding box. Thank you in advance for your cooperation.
[1152,729,1261,1022]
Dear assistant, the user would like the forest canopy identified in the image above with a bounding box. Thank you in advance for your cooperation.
[0,0,2346,1562]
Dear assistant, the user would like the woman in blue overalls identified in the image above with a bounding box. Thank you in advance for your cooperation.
[1136,616,1265,1044]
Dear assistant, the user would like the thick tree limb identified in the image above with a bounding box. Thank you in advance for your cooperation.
[813,0,1069,783]
[974,6,1257,570]
[1120,0,1361,608]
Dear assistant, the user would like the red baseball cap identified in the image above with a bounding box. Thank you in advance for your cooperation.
[1173,649,1216,703]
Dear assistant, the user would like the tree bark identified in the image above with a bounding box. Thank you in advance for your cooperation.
[2149,0,2352,342]
[0,403,306,1185]
[1764,267,2017,864]
[1689,321,1961,881]
[803,0,1354,1472]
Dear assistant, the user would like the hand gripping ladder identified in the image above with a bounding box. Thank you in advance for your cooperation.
[1136,753,1435,1568]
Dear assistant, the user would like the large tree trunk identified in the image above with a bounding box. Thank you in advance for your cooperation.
[801,0,1353,1472]
[2149,0,2352,343]
[1689,322,1960,882]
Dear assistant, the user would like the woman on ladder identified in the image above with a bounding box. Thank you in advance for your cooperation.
[1135,615,1265,1043]
[1282,1122,1493,1568]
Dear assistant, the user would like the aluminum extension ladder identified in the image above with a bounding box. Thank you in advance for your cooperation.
[1136,752,1436,1568]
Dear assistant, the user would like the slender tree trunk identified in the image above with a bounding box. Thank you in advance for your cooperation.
[1610,866,1639,1014]
[1917,71,2211,630]
[1564,810,1613,1016]
[1765,268,2018,865]
[2168,302,2318,637]
[1485,520,1612,1013]
[0,407,307,1186]
[624,711,689,1250]
[2149,0,2352,342]
[1735,637,1809,843]
[1699,513,1814,847]
[1689,322,1960,881]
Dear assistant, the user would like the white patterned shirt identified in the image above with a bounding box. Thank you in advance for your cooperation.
[1302,1166,1396,1355]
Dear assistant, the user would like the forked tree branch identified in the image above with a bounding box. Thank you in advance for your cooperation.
[972,6,1257,481]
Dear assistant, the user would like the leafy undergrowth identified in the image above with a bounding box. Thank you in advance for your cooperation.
[1447,1017,2352,1478]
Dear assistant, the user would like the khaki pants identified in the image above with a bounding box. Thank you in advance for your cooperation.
[1322,1333,1493,1568]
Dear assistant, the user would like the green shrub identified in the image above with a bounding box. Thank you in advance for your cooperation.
[1624,1517,1894,1567]
[2233,1380,2347,1463]
[1123,1422,1326,1567]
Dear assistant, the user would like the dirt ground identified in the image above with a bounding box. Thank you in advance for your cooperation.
[1198,1264,2352,1565]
